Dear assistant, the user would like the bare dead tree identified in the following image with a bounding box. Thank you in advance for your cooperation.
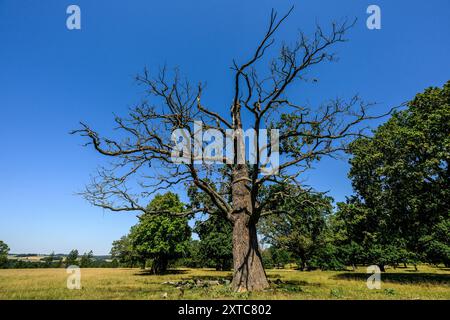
[72,8,395,291]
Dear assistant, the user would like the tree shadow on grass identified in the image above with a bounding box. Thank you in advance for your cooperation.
[134,269,189,276]
[183,275,233,281]
[267,275,321,287]
[333,272,450,285]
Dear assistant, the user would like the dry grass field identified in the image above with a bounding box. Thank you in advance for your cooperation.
[0,266,449,300]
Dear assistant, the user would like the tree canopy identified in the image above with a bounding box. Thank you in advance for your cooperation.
[111,235,141,268]
[65,249,79,267]
[0,240,9,267]
[259,185,334,270]
[338,81,450,268]
[129,192,191,274]
[80,250,94,268]
[194,214,233,271]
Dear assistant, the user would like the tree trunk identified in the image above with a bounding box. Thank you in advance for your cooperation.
[151,256,168,274]
[231,217,269,292]
[299,260,306,271]
[228,105,269,292]
[230,164,269,292]
[378,264,385,272]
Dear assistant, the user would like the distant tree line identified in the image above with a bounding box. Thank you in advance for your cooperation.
[0,244,116,269]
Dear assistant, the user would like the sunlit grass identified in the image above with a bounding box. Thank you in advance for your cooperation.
[0,265,448,300]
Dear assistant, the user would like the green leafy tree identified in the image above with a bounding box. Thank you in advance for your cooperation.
[334,199,419,271]
[0,240,9,267]
[129,193,191,274]
[344,81,450,268]
[329,202,368,269]
[188,179,233,270]
[174,239,202,268]
[80,250,94,268]
[261,246,292,269]
[110,258,119,268]
[260,185,334,270]
[65,249,79,267]
[111,235,140,267]
[195,215,233,270]
[418,220,450,267]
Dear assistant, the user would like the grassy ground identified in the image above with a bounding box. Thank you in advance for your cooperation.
[0,265,448,300]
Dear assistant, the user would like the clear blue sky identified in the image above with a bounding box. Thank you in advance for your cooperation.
[0,0,448,255]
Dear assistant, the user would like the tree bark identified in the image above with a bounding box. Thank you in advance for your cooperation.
[231,217,269,292]
[230,164,269,292]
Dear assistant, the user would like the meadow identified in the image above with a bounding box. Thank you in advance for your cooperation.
[0,265,449,300]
